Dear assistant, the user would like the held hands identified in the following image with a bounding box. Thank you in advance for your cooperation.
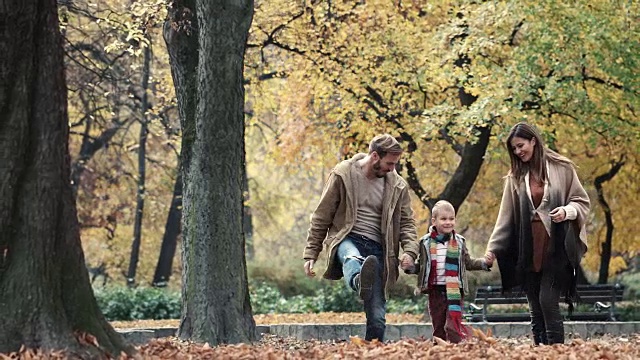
[549,207,567,223]
[484,251,496,267]
[304,260,316,277]
[400,253,416,273]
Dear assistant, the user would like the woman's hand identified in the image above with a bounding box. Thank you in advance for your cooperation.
[484,251,496,267]
[549,207,567,223]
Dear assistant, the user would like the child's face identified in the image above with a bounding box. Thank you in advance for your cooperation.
[432,209,456,235]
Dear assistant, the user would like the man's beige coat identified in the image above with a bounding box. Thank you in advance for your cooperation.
[303,153,419,297]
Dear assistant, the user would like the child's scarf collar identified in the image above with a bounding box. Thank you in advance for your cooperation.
[429,226,454,244]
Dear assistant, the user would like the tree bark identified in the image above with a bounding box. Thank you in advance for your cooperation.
[0,0,132,356]
[164,0,256,345]
[152,170,182,287]
[243,163,254,260]
[437,125,491,211]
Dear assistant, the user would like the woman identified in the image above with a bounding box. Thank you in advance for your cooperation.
[484,122,590,345]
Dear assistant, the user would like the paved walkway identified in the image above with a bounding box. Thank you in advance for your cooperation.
[118,321,640,345]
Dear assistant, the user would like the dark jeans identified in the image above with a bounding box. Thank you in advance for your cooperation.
[526,271,564,344]
[336,234,385,341]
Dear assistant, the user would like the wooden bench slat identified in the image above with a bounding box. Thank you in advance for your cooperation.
[466,312,613,322]
[476,294,622,304]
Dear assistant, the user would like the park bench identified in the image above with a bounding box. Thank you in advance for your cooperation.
[466,283,624,322]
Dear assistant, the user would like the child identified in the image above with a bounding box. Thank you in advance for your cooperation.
[403,200,490,343]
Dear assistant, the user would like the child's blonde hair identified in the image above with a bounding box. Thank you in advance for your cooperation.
[431,200,455,219]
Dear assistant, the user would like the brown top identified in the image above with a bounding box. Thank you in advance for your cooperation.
[530,175,549,272]
[351,162,384,243]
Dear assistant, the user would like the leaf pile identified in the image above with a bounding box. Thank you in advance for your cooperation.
[131,333,639,360]
[3,332,638,359]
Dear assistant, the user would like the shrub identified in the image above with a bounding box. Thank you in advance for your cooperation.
[386,297,425,315]
[249,281,360,314]
[313,282,361,313]
[94,287,181,321]
[248,261,320,297]
[620,272,640,300]
[617,301,640,321]
[249,281,294,314]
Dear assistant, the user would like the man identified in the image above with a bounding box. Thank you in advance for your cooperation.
[303,134,419,341]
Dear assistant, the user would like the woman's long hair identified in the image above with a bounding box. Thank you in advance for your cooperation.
[505,122,574,183]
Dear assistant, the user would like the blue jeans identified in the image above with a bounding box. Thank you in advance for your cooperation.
[336,234,386,341]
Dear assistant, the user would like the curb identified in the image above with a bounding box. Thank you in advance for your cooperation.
[117,322,640,345]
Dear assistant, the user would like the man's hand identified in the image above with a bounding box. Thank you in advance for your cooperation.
[400,253,415,273]
[304,260,316,277]
[484,251,496,267]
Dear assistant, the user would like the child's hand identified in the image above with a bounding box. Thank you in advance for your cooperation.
[481,260,492,271]
[400,253,416,273]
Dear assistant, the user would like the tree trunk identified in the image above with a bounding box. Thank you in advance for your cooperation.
[576,265,590,285]
[126,44,152,287]
[152,170,182,287]
[437,125,491,211]
[595,160,625,284]
[70,120,122,198]
[164,0,256,345]
[0,0,132,356]
[403,51,491,212]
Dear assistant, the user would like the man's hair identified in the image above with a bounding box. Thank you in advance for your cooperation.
[369,134,403,158]
[431,200,455,219]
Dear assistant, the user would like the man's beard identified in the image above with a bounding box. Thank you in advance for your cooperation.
[372,160,386,178]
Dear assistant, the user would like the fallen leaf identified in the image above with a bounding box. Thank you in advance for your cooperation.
[433,336,448,346]
[349,336,368,346]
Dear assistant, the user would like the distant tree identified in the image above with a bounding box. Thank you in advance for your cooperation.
[0,0,132,356]
[126,41,153,287]
[594,159,625,284]
[63,0,181,284]
[152,170,182,287]
[164,0,256,344]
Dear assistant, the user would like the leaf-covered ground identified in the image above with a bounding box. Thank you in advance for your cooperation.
[3,314,639,359]
[109,312,424,328]
[133,334,639,360]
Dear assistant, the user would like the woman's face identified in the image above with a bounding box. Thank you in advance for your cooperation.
[510,136,536,163]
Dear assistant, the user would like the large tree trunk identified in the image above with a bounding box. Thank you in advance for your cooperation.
[0,0,132,356]
[152,170,182,287]
[164,0,256,345]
